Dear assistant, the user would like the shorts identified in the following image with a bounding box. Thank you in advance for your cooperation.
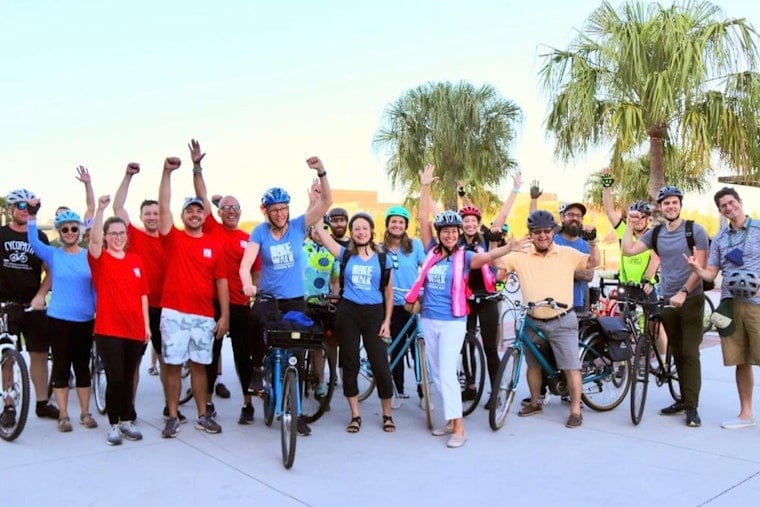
[524,312,581,370]
[721,300,760,366]
[6,304,49,353]
[159,308,216,365]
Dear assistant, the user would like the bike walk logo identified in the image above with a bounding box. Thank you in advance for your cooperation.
[270,243,295,270]
[350,264,373,291]
[427,263,448,291]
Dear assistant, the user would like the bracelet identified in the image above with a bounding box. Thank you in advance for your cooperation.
[317,171,327,178]
[511,188,520,194]
[192,168,202,174]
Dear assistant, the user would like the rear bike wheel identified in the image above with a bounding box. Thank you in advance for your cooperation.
[579,334,631,411]
[91,342,107,415]
[300,345,336,423]
[263,365,275,427]
[0,347,30,442]
[178,361,193,405]
[280,367,298,469]
[703,296,715,335]
[416,338,433,430]
[356,340,375,402]
[460,333,485,416]
[489,346,519,431]
[630,335,651,425]
[505,272,520,294]
[666,348,681,402]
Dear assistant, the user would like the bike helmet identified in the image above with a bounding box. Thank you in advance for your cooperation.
[349,211,375,231]
[328,207,348,219]
[726,269,759,298]
[385,205,410,226]
[54,209,82,229]
[559,202,587,216]
[433,210,463,231]
[527,210,557,230]
[6,188,36,205]
[458,205,482,221]
[656,185,684,203]
[260,187,291,207]
[628,200,653,215]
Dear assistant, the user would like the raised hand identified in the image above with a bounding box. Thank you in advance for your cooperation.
[529,180,542,199]
[306,156,324,172]
[97,195,111,211]
[164,157,181,172]
[126,162,140,175]
[600,167,614,188]
[26,197,41,215]
[75,165,91,184]
[308,178,321,205]
[211,194,223,207]
[420,164,438,186]
[511,170,522,190]
[188,139,206,165]
[581,226,597,242]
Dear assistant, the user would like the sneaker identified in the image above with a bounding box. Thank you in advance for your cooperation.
[315,383,328,399]
[215,382,231,399]
[36,401,60,419]
[419,397,433,411]
[721,416,756,430]
[161,417,180,438]
[107,424,123,446]
[462,386,477,401]
[248,367,264,393]
[685,408,701,427]
[162,406,187,424]
[397,392,410,400]
[446,433,467,448]
[195,413,222,434]
[431,425,454,436]
[119,421,143,441]
[0,405,16,428]
[297,415,311,436]
[80,412,98,429]
[565,412,583,428]
[58,417,73,432]
[238,404,254,425]
[147,366,159,376]
[518,403,543,417]
[660,401,686,416]
[206,402,217,418]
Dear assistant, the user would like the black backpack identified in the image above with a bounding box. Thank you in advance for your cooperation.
[338,249,391,298]
[651,220,714,291]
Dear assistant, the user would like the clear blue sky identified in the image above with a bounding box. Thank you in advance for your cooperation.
[3,0,759,223]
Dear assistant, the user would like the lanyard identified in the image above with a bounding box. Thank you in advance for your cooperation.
[727,217,751,248]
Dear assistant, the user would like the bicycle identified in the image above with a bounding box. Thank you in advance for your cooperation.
[91,340,107,415]
[0,302,31,442]
[301,294,339,423]
[488,298,632,431]
[703,295,716,335]
[616,285,681,425]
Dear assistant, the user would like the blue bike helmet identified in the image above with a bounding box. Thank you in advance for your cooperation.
[656,185,684,203]
[628,200,653,215]
[54,209,82,229]
[433,210,463,231]
[261,187,291,207]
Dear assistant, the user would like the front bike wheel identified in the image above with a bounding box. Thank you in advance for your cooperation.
[416,338,433,430]
[579,334,631,411]
[0,347,30,441]
[178,361,193,405]
[263,365,275,427]
[489,346,519,431]
[357,340,375,402]
[666,348,681,402]
[301,345,336,423]
[91,343,107,415]
[630,335,651,425]
[281,368,298,469]
[460,333,485,416]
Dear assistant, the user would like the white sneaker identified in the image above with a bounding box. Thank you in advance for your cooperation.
[119,420,143,441]
[107,424,122,446]
[721,417,756,429]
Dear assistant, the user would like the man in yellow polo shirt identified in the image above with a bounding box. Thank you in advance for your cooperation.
[501,210,594,428]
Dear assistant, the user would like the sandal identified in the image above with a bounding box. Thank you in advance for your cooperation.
[382,415,396,433]
[347,416,361,433]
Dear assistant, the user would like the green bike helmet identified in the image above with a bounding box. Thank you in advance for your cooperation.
[385,205,411,227]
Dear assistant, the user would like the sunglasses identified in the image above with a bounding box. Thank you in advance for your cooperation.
[531,228,554,235]
[60,226,79,234]
[220,205,241,212]
[15,201,29,210]
[268,206,289,215]
[389,252,399,270]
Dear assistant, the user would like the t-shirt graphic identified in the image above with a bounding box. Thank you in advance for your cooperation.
[270,243,295,270]
[427,263,449,291]
[351,264,374,291]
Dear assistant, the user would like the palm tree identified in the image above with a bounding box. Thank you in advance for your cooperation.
[0,196,8,226]
[539,0,760,202]
[373,81,522,210]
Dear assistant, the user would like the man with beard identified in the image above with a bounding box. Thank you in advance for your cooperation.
[553,202,599,313]
[623,185,708,428]
[157,156,229,438]
[326,207,350,247]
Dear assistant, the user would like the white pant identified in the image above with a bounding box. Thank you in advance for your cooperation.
[421,317,466,420]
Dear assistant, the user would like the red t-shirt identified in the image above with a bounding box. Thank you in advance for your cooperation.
[88,250,149,341]
[160,227,226,317]
[202,215,257,306]
[126,224,165,308]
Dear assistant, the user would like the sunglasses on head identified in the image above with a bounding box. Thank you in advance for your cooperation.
[60,226,79,234]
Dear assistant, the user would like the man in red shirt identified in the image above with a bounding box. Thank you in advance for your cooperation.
[158,156,229,438]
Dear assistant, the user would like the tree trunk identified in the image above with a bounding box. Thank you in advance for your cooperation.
[648,127,666,203]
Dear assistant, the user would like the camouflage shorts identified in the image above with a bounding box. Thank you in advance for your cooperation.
[159,308,216,365]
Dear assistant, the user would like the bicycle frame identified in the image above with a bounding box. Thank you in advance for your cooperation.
[264,347,302,419]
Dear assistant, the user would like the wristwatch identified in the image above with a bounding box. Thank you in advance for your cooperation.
[679,286,689,295]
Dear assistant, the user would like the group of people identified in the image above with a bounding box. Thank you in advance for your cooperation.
[2,152,758,450]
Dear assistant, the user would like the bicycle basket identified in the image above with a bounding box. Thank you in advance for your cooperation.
[596,316,633,361]
[265,328,324,349]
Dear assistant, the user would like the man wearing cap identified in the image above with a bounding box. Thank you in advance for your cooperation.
[157,156,229,438]
[553,202,599,313]
[685,187,760,430]
[327,207,350,247]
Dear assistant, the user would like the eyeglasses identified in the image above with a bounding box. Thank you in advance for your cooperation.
[389,252,399,270]
[268,206,289,215]
[530,228,554,236]
[220,205,241,212]
[15,202,29,210]
[563,212,584,219]
[60,226,79,234]
[106,231,127,237]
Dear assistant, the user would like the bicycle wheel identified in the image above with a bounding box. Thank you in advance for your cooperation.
[666,349,681,402]
[301,345,336,423]
[178,361,193,405]
[579,334,631,412]
[505,272,520,294]
[281,367,298,470]
[263,365,275,427]
[489,346,519,431]
[416,338,433,430]
[630,335,651,425]
[499,307,520,351]
[91,343,107,415]
[702,296,715,335]
[460,333,486,416]
[0,347,30,441]
[357,340,375,402]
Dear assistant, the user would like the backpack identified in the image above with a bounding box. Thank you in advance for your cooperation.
[338,249,391,298]
[651,220,714,291]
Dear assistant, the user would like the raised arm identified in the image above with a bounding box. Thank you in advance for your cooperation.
[600,169,621,227]
[76,165,95,224]
[491,171,522,230]
[419,164,437,248]
[188,138,211,217]
[457,180,474,208]
[88,195,110,259]
[304,156,333,227]
[158,157,182,235]
[621,219,649,256]
[313,222,342,259]
[24,199,54,264]
[113,162,140,224]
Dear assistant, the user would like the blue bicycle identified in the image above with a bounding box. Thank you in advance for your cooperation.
[489,298,631,430]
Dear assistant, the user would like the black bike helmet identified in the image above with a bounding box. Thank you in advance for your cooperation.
[656,185,684,203]
[628,200,653,215]
[527,210,557,230]
[328,207,349,220]
[348,211,375,231]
